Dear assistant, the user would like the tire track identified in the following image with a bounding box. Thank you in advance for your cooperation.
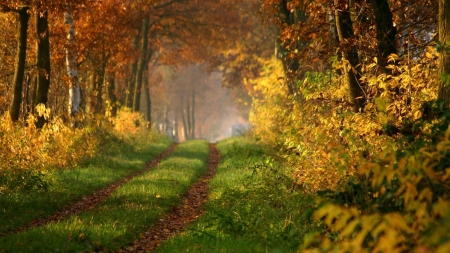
[0,143,178,238]
[118,143,220,253]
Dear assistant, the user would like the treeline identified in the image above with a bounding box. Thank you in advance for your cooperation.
[237,1,450,251]
[0,0,246,130]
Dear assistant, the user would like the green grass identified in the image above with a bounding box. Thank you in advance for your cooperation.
[0,140,210,253]
[0,133,172,235]
[154,137,315,253]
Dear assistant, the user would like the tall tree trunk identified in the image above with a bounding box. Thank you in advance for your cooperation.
[35,10,51,128]
[95,59,107,114]
[124,35,139,108]
[31,75,37,114]
[24,73,31,116]
[334,0,365,112]
[180,94,188,140]
[86,71,96,114]
[64,11,80,120]
[186,98,192,139]
[133,17,149,112]
[190,89,195,139]
[10,7,29,122]
[369,0,397,70]
[106,72,117,116]
[438,0,450,103]
[275,0,307,97]
[143,66,151,125]
[173,110,179,142]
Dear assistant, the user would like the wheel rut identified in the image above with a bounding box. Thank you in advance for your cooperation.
[0,143,178,238]
[118,143,220,253]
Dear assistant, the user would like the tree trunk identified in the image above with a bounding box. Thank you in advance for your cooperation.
[86,71,96,114]
[10,7,29,122]
[35,10,51,128]
[180,94,188,140]
[186,97,192,139]
[133,17,149,112]
[369,0,397,70]
[334,0,365,112]
[190,89,195,139]
[96,60,107,114]
[124,35,140,108]
[438,0,450,103]
[143,66,151,125]
[64,11,81,120]
[106,72,117,116]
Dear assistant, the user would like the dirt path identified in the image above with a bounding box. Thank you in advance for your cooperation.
[118,143,220,253]
[0,143,178,238]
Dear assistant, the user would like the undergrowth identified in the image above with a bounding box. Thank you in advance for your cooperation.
[0,108,157,193]
[0,108,172,235]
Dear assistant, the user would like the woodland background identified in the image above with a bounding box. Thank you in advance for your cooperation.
[1,0,450,252]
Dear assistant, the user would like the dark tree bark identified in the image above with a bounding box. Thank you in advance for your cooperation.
[369,0,397,70]
[106,72,117,116]
[133,17,149,112]
[438,0,450,103]
[10,7,30,122]
[95,58,107,113]
[276,0,307,97]
[35,10,51,128]
[334,0,365,111]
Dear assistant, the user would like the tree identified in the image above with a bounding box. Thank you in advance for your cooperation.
[34,10,51,128]
[334,0,365,111]
[369,0,397,71]
[64,11,81,119]
[133,16,150,112]
[10,7,29,122]
[438,0,450,103]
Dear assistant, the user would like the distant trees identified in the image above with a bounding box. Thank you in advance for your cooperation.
[0,0,248,130]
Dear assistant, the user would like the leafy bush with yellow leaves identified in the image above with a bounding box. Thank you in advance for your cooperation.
[0,106,155,193]
[0,111,101,192]
[301,114,450,252]
[248,51,448,251]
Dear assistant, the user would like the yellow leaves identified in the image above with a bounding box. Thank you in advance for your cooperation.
[432,198,450,218]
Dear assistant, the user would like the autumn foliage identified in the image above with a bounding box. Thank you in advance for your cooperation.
[240,0,450,252]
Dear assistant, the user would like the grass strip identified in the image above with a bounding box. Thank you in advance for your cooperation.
[118,143,220,252]
[0,134,172,236]
[0,140,210,253]
[154,137,314,253]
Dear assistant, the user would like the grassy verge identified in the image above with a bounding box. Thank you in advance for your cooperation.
[154,137,315,253]
[0,133,172,235]
[0,140,210,253]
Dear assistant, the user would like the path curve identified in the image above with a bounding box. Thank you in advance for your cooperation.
[118,143,220,253]
[0,143,178,238]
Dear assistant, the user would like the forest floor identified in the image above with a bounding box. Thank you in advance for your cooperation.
[1,138,305,253]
